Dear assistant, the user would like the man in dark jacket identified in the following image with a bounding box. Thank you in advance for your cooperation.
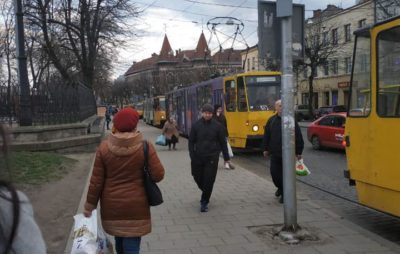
[263,99,304,203]
[189,103,231,212]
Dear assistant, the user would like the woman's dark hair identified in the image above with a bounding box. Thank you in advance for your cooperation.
[214,104,222,114]
[0,125,20,254]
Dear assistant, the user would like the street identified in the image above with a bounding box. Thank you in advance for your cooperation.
[233,128,400,245]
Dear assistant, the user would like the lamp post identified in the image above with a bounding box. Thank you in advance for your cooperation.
[14,0,32,126]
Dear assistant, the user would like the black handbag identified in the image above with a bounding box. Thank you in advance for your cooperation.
[142,140,163,206]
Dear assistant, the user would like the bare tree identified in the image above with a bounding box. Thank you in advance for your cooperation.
[303,19,337,116]
[0,1,17,123]
[25,0,140,89]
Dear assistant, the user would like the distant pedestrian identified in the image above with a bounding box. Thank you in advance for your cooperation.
[189,103,231,212]
[162,116,179,150]
[263,100,304,203]
[0,125,46,253]
[213,105,235,169]
[83,107,165,254]
[105,108,111,130]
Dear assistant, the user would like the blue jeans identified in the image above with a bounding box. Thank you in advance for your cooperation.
[115,236,141,254]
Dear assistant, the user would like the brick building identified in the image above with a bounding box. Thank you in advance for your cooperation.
[124,32,242,96]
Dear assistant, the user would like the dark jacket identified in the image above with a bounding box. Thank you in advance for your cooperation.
[213,114,229,137]
[263,114,304,157]
[189,118,229,161]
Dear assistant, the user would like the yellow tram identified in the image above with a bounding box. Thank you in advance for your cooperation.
[344,16,400,217]
[223,71,282,149]
[143,96,166,128]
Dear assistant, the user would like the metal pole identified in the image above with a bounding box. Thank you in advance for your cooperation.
[14,0,32,126]
[281,10,297,229]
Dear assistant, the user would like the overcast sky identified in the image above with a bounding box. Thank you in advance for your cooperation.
[114,0,357,78]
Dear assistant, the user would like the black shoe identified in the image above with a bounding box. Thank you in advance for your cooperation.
[275,189,282,197]
[200,202,208,212]
[279,196,284,204]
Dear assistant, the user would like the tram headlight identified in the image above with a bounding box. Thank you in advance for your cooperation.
[161,115,165,119]
[252,125,259,132]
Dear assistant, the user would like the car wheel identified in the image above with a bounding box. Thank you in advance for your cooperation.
[311,136,321,150]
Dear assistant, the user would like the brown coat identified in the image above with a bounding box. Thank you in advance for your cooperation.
[85,131,164,237]
[162,121,179,140]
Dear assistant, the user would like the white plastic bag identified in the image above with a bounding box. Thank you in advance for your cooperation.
[227,141,234,158]
[71,210,110,254]
[295,159,310,176]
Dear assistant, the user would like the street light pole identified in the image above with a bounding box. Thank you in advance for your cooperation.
[278,0,297,231]
[14,0,32,126]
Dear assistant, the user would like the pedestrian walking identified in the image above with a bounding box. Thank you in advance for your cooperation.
[0,125,46,253]
[189,103,231,212]
[263,100,304,203]
[105,109,111,130]
[213,104,235,169]
[83,107,165,254]
[162,116,179,150]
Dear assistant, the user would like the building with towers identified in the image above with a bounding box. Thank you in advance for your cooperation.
[124,32,242,97]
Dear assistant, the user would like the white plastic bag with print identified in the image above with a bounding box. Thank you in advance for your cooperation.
[295,159,310,176]
[227,141,234,158]
[71,210,110,254]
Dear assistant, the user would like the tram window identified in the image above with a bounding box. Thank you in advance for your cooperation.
[197,85,213,110]
[237,77,248,112]
[349,34,371,117]
[225,80,236,112]
[377,26,400,117]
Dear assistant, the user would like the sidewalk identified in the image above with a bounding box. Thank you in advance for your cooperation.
[67,121,399,254]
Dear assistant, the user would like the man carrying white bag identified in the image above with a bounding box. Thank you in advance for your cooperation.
[71,210,113,254]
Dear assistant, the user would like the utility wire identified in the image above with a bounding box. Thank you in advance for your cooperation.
[182,0,255,9]
[133,1,257,22]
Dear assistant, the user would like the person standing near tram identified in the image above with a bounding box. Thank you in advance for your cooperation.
[263,99,304,203]
[213,104,235,169]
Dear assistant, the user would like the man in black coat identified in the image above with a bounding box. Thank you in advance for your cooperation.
[263,100,304,203]
[189,103,231,212]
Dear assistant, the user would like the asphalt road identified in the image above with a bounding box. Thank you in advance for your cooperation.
[233,128,400,246]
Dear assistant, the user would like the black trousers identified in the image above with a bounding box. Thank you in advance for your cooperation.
[270,155,283,195]
[191,155,219,204]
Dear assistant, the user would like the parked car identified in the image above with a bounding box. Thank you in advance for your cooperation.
[307,112,346,150]
[314,105,347,119]
[295,104,313,121]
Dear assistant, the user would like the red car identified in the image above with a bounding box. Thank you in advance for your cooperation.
[307,112,346,150]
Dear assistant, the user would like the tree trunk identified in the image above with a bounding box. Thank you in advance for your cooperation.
[308,69,315,118]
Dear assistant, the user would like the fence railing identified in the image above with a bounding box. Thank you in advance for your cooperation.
[0,81,97,126]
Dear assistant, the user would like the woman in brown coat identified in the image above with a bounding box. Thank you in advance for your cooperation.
[83,107,165,254]
[162,116,179,150]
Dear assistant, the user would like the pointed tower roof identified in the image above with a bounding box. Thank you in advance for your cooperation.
[159,34,175,62]
[194,32,210,59]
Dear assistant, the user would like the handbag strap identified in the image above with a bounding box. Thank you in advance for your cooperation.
[142,140,149,173]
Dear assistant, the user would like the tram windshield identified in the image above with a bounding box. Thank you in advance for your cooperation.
[154,98,166,110]
[245,76,281,111]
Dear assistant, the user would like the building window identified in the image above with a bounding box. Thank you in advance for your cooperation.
[344,24,351,42]
[332,28,338,45]
[345,57,352,73]
[247,58,250,71]
[252,57,255,70]
[313,67,318,77]
[303,68,308,79]
[322,31,329,46]
[358,19,366,28]
[331,59,338,75]
[323,61,329,76]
